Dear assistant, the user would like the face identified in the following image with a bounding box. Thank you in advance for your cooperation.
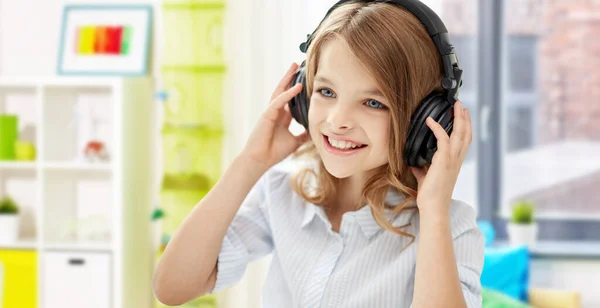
[308,37,390,179]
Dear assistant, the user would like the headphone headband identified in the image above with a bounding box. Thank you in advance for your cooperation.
[299,0,462,103]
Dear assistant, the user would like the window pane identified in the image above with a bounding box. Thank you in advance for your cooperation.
[509,36,537,92]
[502,0,600,218]
[506,105,534,151]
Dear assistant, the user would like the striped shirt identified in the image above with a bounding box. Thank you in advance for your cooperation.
[209,164,484,307]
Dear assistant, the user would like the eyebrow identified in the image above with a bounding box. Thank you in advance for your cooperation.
[314,75,385,98]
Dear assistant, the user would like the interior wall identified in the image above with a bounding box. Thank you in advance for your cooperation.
[1,1,598,308]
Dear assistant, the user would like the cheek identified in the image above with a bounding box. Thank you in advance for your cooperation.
[308,98,326,128]
[308,98,323,141]
[373,116,391,152]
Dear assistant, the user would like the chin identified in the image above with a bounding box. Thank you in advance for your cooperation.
[322,162,356,179]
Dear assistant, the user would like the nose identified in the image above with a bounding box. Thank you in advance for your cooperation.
[326,103,355,131]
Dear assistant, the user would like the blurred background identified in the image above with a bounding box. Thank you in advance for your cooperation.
[0,0,597,307]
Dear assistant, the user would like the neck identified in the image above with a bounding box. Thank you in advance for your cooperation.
[332,173,368,214]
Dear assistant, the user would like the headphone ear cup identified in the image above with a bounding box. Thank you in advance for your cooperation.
[288,63,310,130]
[405,93,454,167]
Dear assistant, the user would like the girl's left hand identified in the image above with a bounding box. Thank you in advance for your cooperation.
[410,101,472,218]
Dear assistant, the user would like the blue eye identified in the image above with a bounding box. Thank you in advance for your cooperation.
[319,88,336,98]
[365,100,385,109]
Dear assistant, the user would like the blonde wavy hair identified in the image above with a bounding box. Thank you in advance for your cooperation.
[290,1,444,242]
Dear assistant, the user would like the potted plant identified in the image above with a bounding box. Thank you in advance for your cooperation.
[507,200,537,248]
[0,196,20,244]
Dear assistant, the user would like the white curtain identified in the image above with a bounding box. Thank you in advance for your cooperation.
[219,1,441,307]
[219,1,336,307]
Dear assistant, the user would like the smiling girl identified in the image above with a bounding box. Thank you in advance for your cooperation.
[153,1,484,307]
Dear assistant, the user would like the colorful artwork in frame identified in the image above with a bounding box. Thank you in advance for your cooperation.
[57,5,152,76]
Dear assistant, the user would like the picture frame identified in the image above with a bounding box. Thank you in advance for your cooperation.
[57,4,153,76]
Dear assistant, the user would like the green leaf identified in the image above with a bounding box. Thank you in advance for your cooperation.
[151,208,165,220]
[0,196,19,214]
[511,200,534,224]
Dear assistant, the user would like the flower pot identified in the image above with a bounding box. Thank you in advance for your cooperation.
[507,222,538,248]
[0,214,19,244]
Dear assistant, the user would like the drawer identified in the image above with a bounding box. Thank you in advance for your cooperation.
[163,6,225,67]
[0,250,37,308]
[162,67,226,129]
[43,252,111,308]
[161,126,224,187]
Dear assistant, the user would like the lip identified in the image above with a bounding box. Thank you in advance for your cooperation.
[322,134,367,157]
[322,133,364,146]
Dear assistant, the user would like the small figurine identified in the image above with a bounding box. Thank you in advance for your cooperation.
[83,140,110,162]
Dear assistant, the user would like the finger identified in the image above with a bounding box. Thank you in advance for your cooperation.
[426,117,450,153]
[271,63,300,101]
[450,101,466,155]
[280,104,293,127]
[458,109,473,159]
[263,83,303,122]
[280,101,293,124]
[465,109,472,143]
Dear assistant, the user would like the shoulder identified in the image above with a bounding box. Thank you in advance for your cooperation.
[259,160,309,201]
[261,163,293,191]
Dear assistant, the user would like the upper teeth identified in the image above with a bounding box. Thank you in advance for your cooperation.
[328,137,362,149]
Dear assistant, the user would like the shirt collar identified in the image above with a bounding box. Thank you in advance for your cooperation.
[300,188,417,240]
[301,202,318,228]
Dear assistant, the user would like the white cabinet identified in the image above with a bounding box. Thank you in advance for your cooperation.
[43,252,111,308]
[0,77,157,308]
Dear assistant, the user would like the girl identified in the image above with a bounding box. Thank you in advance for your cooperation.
[153,1,484,307]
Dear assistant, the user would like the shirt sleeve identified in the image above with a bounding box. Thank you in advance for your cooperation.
[208,170,275,294]
[450,201,486,308]
[408,201,485,308]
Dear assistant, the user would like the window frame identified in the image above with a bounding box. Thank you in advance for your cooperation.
[479,0,600,241]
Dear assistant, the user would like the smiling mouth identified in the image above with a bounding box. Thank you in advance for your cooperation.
[322,134,367,156]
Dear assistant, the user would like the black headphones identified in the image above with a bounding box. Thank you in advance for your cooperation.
[288,0,463,167]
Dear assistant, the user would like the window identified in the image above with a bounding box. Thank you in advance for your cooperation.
[505,35,538,152]
[500,0,600,239]
[445,0,600,241]
[508,35,537,92]
[506,106,534,152]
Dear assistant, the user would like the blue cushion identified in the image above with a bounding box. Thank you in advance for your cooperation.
[477,221,496,247]
[481,245,530,302]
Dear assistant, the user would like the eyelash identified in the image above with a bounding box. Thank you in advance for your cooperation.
[315,88,387,110]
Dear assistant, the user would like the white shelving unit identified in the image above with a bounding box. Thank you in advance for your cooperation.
[0,77,156,308]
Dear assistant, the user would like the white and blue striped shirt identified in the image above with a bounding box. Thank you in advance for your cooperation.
[209,165,484,307]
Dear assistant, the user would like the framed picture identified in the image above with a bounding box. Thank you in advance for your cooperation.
[57,5,153,76]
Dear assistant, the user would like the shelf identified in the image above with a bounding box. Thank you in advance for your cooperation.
[0,161,112,172]
[0,238,37,250]
[44,162,112,172]
[44,241,112,253]
[0,161,37,170]
[0,76,156,308]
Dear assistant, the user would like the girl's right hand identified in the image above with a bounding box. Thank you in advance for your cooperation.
[239,62,310,172]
